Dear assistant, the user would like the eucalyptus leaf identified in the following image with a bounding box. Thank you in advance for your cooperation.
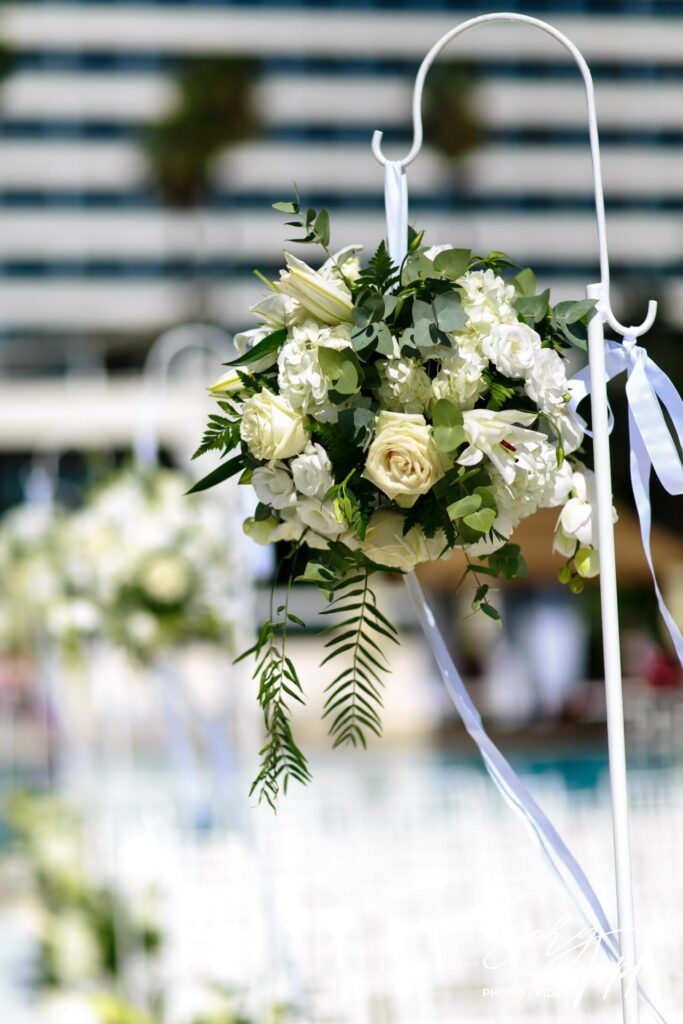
[432,399,466,452]
[514,289,550,324]
[509,267,537,296]
[318,347,361,395]
[433,291,467,331]
[432,247,471,281]
[463,507,497,534]
[447,494,482,520]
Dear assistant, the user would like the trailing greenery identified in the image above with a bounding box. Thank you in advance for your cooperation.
[237,557,311,809]
[320,567,398,749]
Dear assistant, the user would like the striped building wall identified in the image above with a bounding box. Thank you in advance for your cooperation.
[0,1,681,370]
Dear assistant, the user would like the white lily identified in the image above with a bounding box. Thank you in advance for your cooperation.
[459,409,543,484]
[277,252,354,325]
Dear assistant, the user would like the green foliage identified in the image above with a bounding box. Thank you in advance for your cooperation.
[432,247,472,281]
[144,58,257,206]
[193,403,241,460]
[320,569,398,749]
[482,368,518,412]
[318,346,363,399]
[187,453,245,495]
[353,240,399,296]
[274,194,331,249]
[432,399,466,453]
[225,328,287,367]
[237,574,311,809]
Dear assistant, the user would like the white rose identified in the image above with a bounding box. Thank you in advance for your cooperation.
[251,464,296,509]
[240,390,308,461]
[362,509,447,571]
[278,252,353,325]
[483,321,541,379]
[377,357,433,414]
[291,441,334,499]
[296,497,346,540]
[525,347,569,411]
[363,411,445,507]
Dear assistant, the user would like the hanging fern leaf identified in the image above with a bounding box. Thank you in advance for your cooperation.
[320,570,399,749]
[238,584,311,808]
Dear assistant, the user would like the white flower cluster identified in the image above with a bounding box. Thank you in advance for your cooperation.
[218,241,596,575]
[0,469,243,663]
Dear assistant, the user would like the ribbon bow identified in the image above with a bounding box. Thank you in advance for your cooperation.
[569,337,683,665]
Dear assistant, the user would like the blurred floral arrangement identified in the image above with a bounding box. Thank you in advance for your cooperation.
[195,198,604,806]
[0,468,239,665]
[6,792,162,991]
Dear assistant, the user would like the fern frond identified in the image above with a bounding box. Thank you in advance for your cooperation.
[320,570,399,749]
[193,412,241,460]
[245,584,311,809]
[355,240,399,295]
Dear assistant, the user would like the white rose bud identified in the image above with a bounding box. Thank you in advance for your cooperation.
[482,321,541,379]
[240,390,308,462]
[278,252,354,325]
[362,508,447,572]
[243,516,278,545]
[251,464,296,509]
[291,441,334,499]
[362,411,445,507]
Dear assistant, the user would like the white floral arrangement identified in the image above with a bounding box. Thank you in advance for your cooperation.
[195,199,602,806]
[60,468,239,663]
[0,501,83,657]
[0,469,240,664]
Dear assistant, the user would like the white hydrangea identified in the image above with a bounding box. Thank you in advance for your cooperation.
[291,441,334,499]
[432,347,488,409]
[458,269,517,328]
[377,357,433,413]
[277,320,352,423]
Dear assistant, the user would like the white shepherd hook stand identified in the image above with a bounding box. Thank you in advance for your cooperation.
[372,14,659,1024]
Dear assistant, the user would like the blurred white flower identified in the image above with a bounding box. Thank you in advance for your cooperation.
[524,346,569,411]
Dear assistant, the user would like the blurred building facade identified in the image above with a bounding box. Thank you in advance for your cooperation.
[0,1,681,507]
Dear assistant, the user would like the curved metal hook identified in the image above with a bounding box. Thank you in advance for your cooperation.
[372,11,656,338]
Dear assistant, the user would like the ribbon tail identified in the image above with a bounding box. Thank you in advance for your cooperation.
[405,572,668,1022]
[384,161,408,269]
[629,413,683,664]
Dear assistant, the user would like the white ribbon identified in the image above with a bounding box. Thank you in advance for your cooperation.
[569,337,683,665]
[384,161,409,268]
[405,573,667,1022]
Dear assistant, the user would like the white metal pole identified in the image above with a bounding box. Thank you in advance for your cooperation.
[586,282,639,1022]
